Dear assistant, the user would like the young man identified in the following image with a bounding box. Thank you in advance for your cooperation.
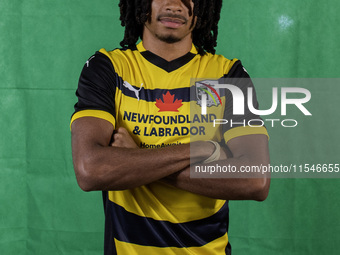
[71,0,270,254]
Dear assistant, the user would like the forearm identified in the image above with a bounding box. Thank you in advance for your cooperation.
[162,134,271,201]
[71,118,214,191]
[163,158,270,201]
[74,143,200,191]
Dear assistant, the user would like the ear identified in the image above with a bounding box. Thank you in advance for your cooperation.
[146,12,152,23]
[191,16,199,29]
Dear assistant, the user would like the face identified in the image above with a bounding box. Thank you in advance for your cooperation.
[144,0,196,44]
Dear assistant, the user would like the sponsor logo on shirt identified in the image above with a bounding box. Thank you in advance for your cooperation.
[155,91,183,112]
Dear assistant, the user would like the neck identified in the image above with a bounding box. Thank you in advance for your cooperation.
[142,29,193,62]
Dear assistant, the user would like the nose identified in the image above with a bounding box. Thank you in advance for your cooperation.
[164,0,185,13]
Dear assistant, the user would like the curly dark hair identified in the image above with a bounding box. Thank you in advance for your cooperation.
[118,0,223,55]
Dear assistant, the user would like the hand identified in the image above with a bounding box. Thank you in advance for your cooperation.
[111,127,138,149]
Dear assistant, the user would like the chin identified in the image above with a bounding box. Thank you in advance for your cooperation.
[157,34,181,44]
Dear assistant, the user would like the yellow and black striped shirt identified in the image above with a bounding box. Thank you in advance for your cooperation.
[71,41,267,255]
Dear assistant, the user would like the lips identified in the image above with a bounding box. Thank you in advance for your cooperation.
[158,15,187,28]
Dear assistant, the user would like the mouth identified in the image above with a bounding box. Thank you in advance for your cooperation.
[158,15,187,28]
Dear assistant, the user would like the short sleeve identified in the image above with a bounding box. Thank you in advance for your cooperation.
[221,60,269,143]
[71,52,120,128]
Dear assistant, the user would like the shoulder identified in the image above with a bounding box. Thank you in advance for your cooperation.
[78,50,122,92]
[80,47,136,77]
[96,47,142,76]
[207,52,251,78]
[195,51,249,77]
[82,50,115,74]
[98,47,139,64]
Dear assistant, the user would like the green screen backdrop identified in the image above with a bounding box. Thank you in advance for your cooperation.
[1,0,339,254]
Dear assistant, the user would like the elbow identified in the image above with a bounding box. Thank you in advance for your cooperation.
[76,174,96,192]
[73,159,101,192]
[73,156,126,192]
[252,177,271,201]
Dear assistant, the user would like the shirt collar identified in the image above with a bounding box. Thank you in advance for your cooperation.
[136,41,198,55]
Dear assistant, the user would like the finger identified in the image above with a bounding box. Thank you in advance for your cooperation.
[116,127,128,135]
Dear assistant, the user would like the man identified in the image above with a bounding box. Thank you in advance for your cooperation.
[71,0,270,254]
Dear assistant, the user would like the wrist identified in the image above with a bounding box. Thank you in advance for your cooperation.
[203,141,221,163]
[190,141,216,163]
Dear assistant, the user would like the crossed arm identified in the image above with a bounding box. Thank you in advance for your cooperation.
[71,117,270,201]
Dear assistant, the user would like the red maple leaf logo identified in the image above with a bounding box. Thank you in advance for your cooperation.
[155,91,183,112]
